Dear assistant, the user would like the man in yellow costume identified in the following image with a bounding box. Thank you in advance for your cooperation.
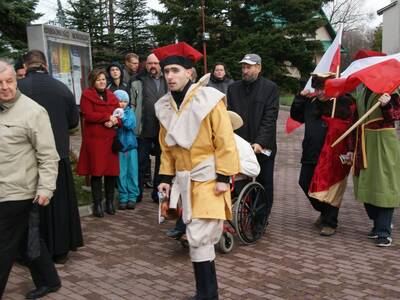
[155,42,240,300]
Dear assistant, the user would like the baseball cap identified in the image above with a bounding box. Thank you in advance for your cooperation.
[239,54,262,65]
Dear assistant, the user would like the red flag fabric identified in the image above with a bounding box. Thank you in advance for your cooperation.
[353,50,386,61]
[304,26,343,92]
[325,57,400,97]
[308,116,352,207]
[285,117,302,134]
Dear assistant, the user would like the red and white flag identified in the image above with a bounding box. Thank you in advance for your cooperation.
[285,25,343,134]
[325,52,400,97]
[304,25,343,92]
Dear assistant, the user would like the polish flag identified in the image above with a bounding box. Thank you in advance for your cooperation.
[325,52,400,97]
[304,25,343,92]
[285,25,343,134]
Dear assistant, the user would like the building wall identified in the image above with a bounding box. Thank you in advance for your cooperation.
[315,27,331,41]
[382,4,400,54]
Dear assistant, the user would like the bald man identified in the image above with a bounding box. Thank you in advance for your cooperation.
[0,61,61,299]
[130,53,168,203]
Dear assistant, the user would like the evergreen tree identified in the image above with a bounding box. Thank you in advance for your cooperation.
[66,0,115,64]
[56,0,67,27]
[0,0,42,58]
[115,0,153,58]
[152,0,328,92]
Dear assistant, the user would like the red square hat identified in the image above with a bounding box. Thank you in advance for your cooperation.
[153,42,203,69]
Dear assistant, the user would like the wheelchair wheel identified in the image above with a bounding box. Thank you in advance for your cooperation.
[234,181,268,245]
[219,232,234,253]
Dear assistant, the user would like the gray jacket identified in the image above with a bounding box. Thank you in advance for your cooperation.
[131,73,167,138]
[0,92,59,202]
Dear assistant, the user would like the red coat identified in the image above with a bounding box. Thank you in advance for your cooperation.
[77,88,120,176]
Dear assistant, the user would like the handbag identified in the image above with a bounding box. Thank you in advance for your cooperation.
[111,135,123,153]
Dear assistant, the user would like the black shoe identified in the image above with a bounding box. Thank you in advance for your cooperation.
[93,203,104,218]
[119,203,127,210]
[126,201,136,209]
[166,228,184,239]
[53,253,68,265]
[25,283,61,299]
[376,236,392,247]
[105,200,116,215]
[145,180,154,188]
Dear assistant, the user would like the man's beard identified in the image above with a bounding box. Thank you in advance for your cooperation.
[242,74,257,83]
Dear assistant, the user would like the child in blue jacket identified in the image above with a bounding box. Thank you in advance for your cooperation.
[113,90,139,209]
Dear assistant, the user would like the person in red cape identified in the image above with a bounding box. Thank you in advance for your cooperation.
[77,68,121,218]
[290,72,355,236]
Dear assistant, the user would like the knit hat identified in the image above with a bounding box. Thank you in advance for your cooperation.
[114,90,129,102]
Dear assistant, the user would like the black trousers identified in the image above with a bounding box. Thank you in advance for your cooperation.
[364,203,394,238]
[299,163,339,228]
[0,200,60,298]
[138,137,161,201]
[256,158,275,218]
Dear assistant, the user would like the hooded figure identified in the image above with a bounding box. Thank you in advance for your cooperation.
[107,61,130,98]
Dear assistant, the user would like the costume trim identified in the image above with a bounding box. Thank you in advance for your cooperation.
[155,83,225,149]
[308,177,348,208]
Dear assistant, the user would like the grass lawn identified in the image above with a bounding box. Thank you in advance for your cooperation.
[70,156,92,206]
[280,94,294,106]
[73,172,92,207]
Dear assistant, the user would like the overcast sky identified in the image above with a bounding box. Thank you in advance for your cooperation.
[35,0,390,27]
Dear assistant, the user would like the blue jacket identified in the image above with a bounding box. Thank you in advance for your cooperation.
[118,107,138,152]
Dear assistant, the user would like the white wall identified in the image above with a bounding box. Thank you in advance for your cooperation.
[382,4,400,54]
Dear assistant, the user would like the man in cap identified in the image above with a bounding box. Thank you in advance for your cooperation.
[155,42,240,299]
[227,53,279,225]
[290,72,355,236]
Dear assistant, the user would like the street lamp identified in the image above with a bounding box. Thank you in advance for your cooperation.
[201,0,209,73]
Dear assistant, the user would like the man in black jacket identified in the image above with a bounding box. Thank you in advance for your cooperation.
[131,53,168,202]
[18,50,83,263]
[227,53,279,221]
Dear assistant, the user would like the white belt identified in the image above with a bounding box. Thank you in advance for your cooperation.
[169,156,217,224]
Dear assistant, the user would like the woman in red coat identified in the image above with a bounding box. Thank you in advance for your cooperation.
[77,68,120,217]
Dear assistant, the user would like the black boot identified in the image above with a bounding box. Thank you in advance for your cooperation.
[91,176,104,218]
[93,203,104,218]
[192,261,219,300]
[104,176,116,215]
[105,199,116,215]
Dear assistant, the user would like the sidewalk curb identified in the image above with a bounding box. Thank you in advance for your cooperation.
[79,204,92,217]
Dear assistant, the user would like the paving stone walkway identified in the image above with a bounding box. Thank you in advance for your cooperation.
[4,110,400,300]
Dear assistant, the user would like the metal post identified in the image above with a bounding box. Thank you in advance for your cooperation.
[201,0,207,73]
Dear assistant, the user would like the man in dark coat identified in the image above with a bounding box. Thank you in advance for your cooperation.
[227,53,279,221]
[18,50,83,264]
[131,53,168,202]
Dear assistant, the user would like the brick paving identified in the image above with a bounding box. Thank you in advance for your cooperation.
[4,110,400,300]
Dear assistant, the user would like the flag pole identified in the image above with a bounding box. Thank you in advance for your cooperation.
[331,65,341,118]
[331,101,381,147]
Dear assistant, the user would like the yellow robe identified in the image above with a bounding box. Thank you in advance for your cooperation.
[158,88,240,220]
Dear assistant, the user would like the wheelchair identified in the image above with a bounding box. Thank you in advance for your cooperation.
[218,177,270,253]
